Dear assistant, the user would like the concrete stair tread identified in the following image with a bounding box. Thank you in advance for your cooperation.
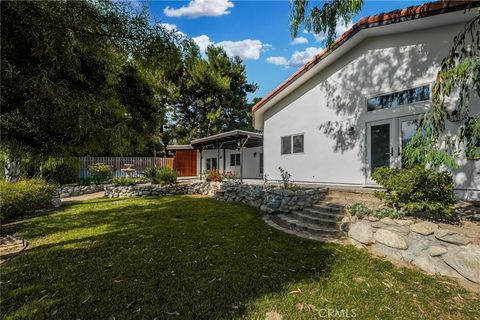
[303,208,344,220]
[276,214,339,233]
[291,211,339,224]
[264,216,346,243]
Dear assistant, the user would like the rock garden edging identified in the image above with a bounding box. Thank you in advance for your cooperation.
[342,216,480,285]
[104,181,325,214]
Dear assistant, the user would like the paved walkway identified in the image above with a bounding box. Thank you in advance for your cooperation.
[61,191,105,204]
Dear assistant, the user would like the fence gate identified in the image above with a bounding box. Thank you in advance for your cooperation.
[77,156,174,178]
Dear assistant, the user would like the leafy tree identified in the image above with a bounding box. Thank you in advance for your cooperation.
[169,45,257,143]
[0,1,179,159]
[290,0,363,46]
[289,1,480,168]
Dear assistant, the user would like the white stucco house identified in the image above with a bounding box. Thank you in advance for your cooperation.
[168,1,479,200]
[251,1,479,200]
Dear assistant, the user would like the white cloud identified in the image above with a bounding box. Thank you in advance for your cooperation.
[159,23,187,37]
[164,0,234,18]
[217,39,265,60]
[193,35,268,60]
[290,37,308,45]
[266,46,323,68]
[192,35,212,53]
[266,56,288,66]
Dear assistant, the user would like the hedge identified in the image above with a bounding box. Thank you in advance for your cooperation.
[0,179,56,222]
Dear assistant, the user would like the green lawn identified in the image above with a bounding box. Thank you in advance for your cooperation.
[1,196,479,319]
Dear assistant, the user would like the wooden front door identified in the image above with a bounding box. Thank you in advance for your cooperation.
[175,150,197,177]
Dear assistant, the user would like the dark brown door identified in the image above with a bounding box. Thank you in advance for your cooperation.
[175,150,197,177]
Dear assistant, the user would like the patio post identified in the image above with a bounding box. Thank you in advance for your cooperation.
[240,139,243,183]
[217,143,220,172]
[199,147,203,180]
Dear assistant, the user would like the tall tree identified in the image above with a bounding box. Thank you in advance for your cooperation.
[168,45,257,143]
[0,0,179,159]
[289,1,480,168]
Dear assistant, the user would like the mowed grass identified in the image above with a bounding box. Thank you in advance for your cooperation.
[1,196,479,319]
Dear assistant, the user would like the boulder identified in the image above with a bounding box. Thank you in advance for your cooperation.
[348,221,374,245]
[442,245,480,284]
[412,255,454,277]
[429,246,448,257]
[380,217,396,225]
[434,229,472,245]
[410,221,438,236]
[394,219,414,226]
[374,229,408,250]
[372,243,403,260]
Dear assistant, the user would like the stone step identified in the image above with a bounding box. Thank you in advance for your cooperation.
[274,214,341,236]
[291,211,340,226]
[263,215,346,244]
[309,204,343,214]
[302,207,344,220]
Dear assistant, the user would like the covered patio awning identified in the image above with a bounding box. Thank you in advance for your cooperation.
[190,130,263,149]
[190,130,263,182]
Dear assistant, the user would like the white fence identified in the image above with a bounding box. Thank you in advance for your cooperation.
[77,156,174,178]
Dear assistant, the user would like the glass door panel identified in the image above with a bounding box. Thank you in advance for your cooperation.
[399,116,419,168]
[371,123,391,170]
[367,119,394,183]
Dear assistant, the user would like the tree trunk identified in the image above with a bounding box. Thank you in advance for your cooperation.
[5,157,20,182]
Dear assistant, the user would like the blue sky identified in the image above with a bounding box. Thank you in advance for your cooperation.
[148,0,426,100]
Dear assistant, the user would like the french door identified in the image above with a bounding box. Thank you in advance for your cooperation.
[366,115,419,183]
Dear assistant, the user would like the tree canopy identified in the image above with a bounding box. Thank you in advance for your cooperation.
[1,0,256,159]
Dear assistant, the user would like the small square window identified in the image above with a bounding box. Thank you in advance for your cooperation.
[230,154,241,166]
[292,135,304,153]
[281,136,291,155]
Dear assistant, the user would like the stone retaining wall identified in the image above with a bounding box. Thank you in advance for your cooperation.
[342,216,480,285]
[57,184,106,198]
[104,181,325,213]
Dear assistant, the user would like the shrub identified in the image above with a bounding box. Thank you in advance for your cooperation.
[88,163,112,184]
[206,169,222,182]
[372,166,456,216]
[346,202,370,218]
[0,179,56,221]
[143,167,178,185]
[372,207,405,219]
[112,177,137,186]
[278,167,293,189]
[43,156,80,185]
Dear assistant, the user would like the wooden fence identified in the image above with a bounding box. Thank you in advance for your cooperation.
[77,156,174,178]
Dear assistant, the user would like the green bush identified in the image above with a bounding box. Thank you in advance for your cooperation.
[43,156,80,185]
[88,163,112,184]
[346,202,370,218]
[372,166,456,216]
[0,179,56,221]
[143,167,177,185]
[372,207,405,219]
[112,177,137,186]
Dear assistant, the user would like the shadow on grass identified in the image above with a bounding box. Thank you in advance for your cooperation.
[1,196,338,319]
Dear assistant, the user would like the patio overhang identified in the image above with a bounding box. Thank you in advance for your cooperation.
[190,130,263,150]
[191,130,263,182]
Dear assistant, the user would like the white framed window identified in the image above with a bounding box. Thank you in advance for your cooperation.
[281,134,304,155]
[230,153,241,166]
[367,85,430,112]
[206,158,217,171]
